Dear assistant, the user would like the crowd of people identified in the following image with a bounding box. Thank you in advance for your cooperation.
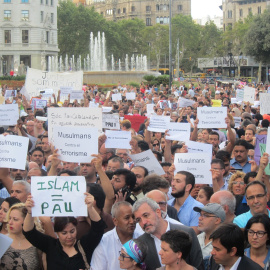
[0,80,270,270]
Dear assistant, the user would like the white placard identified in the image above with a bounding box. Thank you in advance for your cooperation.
[178,98,195,108]
[48,107,103,142]
[185,140,213,161]
[174,153,212,184]
[53,126,98,163]
[148,116,170,132]
[244,86,255,104]
[126,92,136,100]
[102,106,112,113]
[70,90,84,100]
[0,104,19,126]
[197,107,227,128]
[60,86,73,95]
[253,101,260,108]
[129,150,165,175]
[260,93,270,115]
[105,130,131,149]
[234,117,241,128]
[89,101,99,108]
[166,122,190,142]
[31,176,87,217]
[102,113,120,130]
[231,98,237,104]
[34,100,47,109]
[147,104,155,113]
[112,93,122,102]
[236,89,244,101]
[4,90,17,99]
[265,127,270,158]
[25,68,83,98]
[40,88,54,98]
[0,135,29,170]
[0,234,13,258]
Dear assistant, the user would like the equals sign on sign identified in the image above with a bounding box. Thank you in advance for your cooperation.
[51,195,63,202]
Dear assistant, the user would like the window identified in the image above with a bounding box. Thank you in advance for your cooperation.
[22,30,29,44]
[123,8,126,13]
[239,9,243,17]
[258,6,261,14]
[178,5,182,11]
[41,11,43,22]
[156,5,159,11]
[46,31,49,43]
[248,8,252,14]
[4,0,11,3]
[4,10,11,21]
[146,18,151,26]
[146,6,151,12]
[131,6,135,12]
[21,0,29,2]
[117,9,120,14]
[156,17,160,24]
[228,10,232,18]
[21,10,29,21]
[51,13,53,24]
[51,0,53,5]
[4,30,11,44]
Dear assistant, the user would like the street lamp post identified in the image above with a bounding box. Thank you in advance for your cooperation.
[169,0,172,89]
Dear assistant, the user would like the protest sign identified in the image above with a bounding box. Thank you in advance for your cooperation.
[265,127,270,158]
[197,107,227,128]
[25,68,83,98]
[89,101,99,108]
[40,88,53,98]
[102,113,120,130]
[102,106,112,112]
[185,140,213,161]
[112,93,122,102]
[105,130,131,149]
[166,123,190,142]
[70,90,84,100]
[129,150,165,175]
[253,101,260,108]
[236,89,244,101]
[60,86,73,95]
[160,100,169,109]
[148,115,170,132]
[260,93,270,115]
[171,103,178,110]
[48,107,102,142]
[0,135,29,170]
[231,98,237,104]
[53,126,98,163]
[178,98,195,108]
[0,104,19,126]
[147,104,155,114]
[0,234,13,258]
[212,100,222,107]
[243,86,255,104]
[259,143,270,175]
[174,153,212,184]
[4,90,17,99]
[31,176,87,217]
[254,135,267,165]
[233,117,241,128]
[124,115,147,132]
[126,92,136,100]
[34,100,47,109]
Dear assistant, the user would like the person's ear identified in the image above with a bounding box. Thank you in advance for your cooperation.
[229,247,237,257]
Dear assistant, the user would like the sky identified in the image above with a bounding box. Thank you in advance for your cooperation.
[191,0,223,19]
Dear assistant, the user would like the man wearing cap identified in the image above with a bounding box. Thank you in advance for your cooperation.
[194,203,225,259]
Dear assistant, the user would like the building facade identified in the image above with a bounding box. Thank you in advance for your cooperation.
[0,0,59,76]
[222,0,270,30]
[85,0,191,26]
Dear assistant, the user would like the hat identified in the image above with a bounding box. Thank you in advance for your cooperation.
[231,108,241,117]
[242,112,252,120]
[194,203,225,222]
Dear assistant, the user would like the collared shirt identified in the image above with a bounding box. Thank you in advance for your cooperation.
[209,180,228,191]
[230,158,251,173]
[0,188,10,199]
[218,257,241,270]
[224,172,234,184]
[168,195,203,226]
[197,232,213,259]
[90,227,141,270]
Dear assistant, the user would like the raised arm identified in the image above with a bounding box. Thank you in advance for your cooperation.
[0,167,14,194]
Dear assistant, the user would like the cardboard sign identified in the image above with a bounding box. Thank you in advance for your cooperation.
[148,116,170,132]
[31,176,87,217]
[166,123,190,142]
[105,130,131,149]
[260,93,270,115]
[197,107,227,128]
[0,135,29,170]
[0,104,19,126]
[53,126,98,163]
[174,153,212,184]
[129,150,165,175]
[102,113,120,130]
[124,115,147,132]
[126,92,136,100]
[70,90,84,100]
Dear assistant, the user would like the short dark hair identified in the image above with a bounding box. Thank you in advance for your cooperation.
[211,158,225,169]
[87,183,105,211]
[141,174,169,194]
[161,162,172,168]
[210,223,245,257]
[176,171,195,190]
[245,180,267,195]
[54,217,78,232]
[30,147,44,156]
[161,230,192,260]
[132,166,149,177]
[4,197,21,208]
[216,151,231,162]
[138,141,150,152]
[200,186,214,201]
[243,172,257,185]
[234,139,250,150]
[113,169,137,191]
[261,119,270,128]
[209,131,219,139]
[245,213,270,245]
[171,144,183,155]
[58,170,77,176]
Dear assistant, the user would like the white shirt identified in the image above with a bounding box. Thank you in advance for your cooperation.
[218,257,242,270]
[90,227,142,270]
[197,232,213,259]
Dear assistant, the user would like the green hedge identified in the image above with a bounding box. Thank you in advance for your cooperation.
[0,75,26,81]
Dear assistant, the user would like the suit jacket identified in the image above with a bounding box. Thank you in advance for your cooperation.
[137,223,204,270]
[167,205,179,221]
[209,255,263,270]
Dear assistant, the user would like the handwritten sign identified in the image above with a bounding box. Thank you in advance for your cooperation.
[31,176,87,217]
[244,86,255,104]
[34,100,47,109]
[148,116,170,132]
[48,107,102,142]
[0,135,29,170]
[166,123,190,142]
[129,150,165,175]
[0,104,19,126]
[126,92,136,100]
[53,126,98,163]
[260,93,270,115]
[174,153,212,184]
[102,113,120,130]
[70,90,84,100]
[197,107,227,128]
[105,130,131,149]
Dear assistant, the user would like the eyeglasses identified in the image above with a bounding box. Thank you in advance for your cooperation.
[232,181,245,186]
[153,143,159,146]
[247,229,267,238]
[119,251,132,261]
[246,193,266,201]
[157,201,167,206]
[211,168,223,171]
[199,213,217,219]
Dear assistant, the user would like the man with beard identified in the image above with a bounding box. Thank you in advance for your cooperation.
[131,166,148,200]
[78,162,97,183]
[9,162,28,181]
[168,171,203,234]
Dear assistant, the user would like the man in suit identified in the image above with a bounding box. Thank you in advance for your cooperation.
[132,197,204,270]
[209,223,263,270]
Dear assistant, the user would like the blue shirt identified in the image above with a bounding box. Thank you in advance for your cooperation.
[168,195,203,227]
[245,247,270,270]
[230,158,251,173]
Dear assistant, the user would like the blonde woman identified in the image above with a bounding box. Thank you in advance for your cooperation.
[228,171,246,196]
